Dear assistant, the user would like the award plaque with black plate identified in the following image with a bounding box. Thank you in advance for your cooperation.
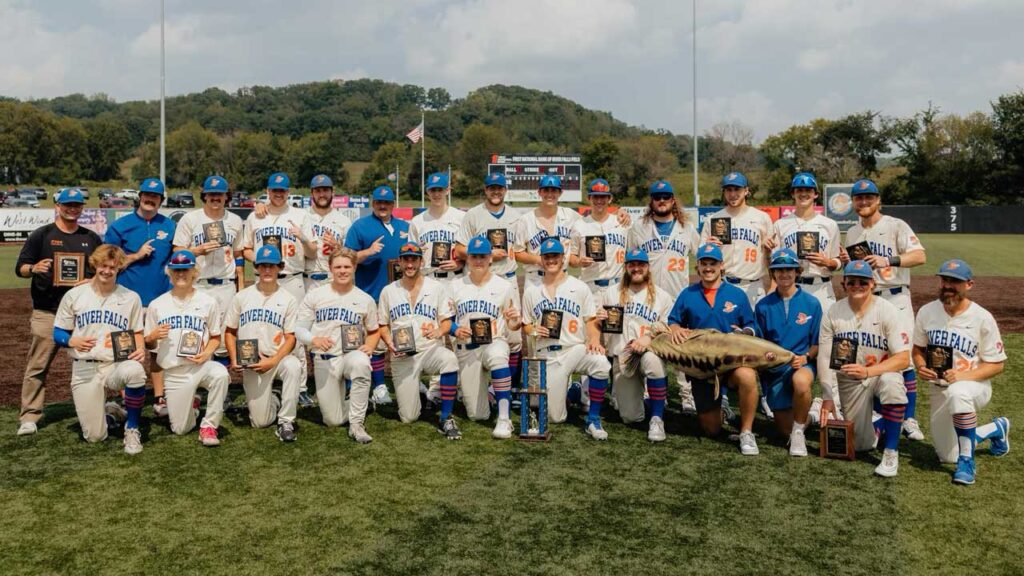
[431,241,452,268]
[341,325,366,353]
[177,329,204,357]
[600,305,624,334]
[392,325,416,355]
[846,241,873,262]
[388,259,403,283]
[541,310,563,336]
[829,337,859,370]
[111,330,136,362]
[926,344,954,373]
[53,252,85,287]
[710,217,732,245]
[584,236,606,262]
[203,221,228,246]
[486,228,508,251]
[237,339,259,367]
[470,318,493,346]
[796,231,820,259]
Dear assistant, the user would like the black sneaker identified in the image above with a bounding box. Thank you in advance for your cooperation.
[439,416,462,441]
[276,421,296,442]
[297,391,317,408]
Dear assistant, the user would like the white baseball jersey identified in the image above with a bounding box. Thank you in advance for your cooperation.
[513,207,581,277]
[455,203,521,277]
[846,215,924,290]
[772,212,841,278]
[298,284,378,358]
[573,213,627,284]
[54,284,144,362]
[172,209,244,282]
[412,206,465,277]
[378,276,455,353]
[450,273,519,343]
[600,284,674,356]
[700,205,772,281]
[305,208,352,276]
[145,290,222,370]
[914,300,1006,382]
[522,275,595,348]
[627,216,700,297]
[818,296,911,400]
[243,206,315,275]
[225,285,298,357]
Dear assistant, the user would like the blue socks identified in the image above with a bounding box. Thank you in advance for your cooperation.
[439,372,458,421]
[124,386,146,429]
[647,377,668,420]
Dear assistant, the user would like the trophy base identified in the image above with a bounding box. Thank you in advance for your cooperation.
[518,431,551,442]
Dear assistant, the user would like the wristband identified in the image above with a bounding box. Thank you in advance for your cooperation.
[449,322,459,337]
[235,258,245,267]
[888,255,901,267]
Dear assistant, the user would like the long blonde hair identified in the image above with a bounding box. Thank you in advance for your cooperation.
[617,264,657,310]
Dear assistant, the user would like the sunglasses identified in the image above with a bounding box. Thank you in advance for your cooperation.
[651,194,674,202]
[844,278,872,286]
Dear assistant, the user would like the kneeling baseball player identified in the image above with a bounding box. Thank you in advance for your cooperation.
[144,250,229,446]
[53,245,148,454]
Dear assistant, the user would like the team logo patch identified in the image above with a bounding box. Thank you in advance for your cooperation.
[854,261,865,269]
[211,178,220,186]
[656,181,666,190]
[795,312,811,325]
[156,231,168,240]
[431,175,439,183]
[727,173,738,181]
[858,180,870,190]
[473,239,482,248]
[400,231,408,238]
[275,175,284,183]
[148,180,159,189]
[704,245,714,253]
[262,248,271,257]
[722,301,736,313]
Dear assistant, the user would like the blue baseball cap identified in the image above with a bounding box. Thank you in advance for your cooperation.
[538,175,562,190]
[587,179,612,196]
[140,178,165,196]
[267,172,290,190]
[624,248,649,264]
[167,250,197,270]
[310,174,333,188]
[843,260,874,279]
[937,259,973,281]
[540,238,564,255]
[372,185,396,202]
[696,243,723,262]
[721,172,748,188]
[203,175,229,194]
[55,188,85,204]
[399,242,423,258]
[484,173,507,188]
[466,236,492,256]
[850,178,879,196]
[254,245,283,266]
[769,248,801,269]
[649,180,674,195]
[790,172,818,190]
[426,172,449,190]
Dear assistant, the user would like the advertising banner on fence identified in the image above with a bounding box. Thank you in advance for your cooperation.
[0,209,55,241]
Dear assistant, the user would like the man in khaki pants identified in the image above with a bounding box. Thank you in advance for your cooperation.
[14,188,103,435]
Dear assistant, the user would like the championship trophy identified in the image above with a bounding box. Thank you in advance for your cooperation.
[519,333,550,441]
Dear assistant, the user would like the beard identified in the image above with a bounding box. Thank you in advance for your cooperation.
[651,203,674,218]
[314,196,332,209]
[939,289,962,306]
[628,269,651,287]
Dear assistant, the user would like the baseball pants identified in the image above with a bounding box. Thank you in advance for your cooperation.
[612,351,667,423]
[730,278,766,309]
[392,347,459,423]
[930,380,992,464]
[70,359,146,443]
[313,351,371,427]
[163,363,229,435]
[877,289,914,333]
[303,276,330,293]
[195,281,236,356]
[456,340,510,421]
[539,344,611,424]
[20,310,60,424]
[242,355,302,428]
[278,273,309,385]
[503,274,523,356]
[801,278,836,313]
[835,372,908,451]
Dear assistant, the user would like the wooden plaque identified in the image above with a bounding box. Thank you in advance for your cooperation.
[540,310,564,336]
[388,258,403,283]
[846,241,873,261]
[926,344,954,373]
[600,306,624,334]
[820,419,855,460]
[110,330,136,362]
[53,252,85,287]
[486,228,508,251]
[710,217,732,245]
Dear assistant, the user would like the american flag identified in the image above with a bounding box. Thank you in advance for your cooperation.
[406,122,423,143]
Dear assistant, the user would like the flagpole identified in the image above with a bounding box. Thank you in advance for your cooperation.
[396,162,400,208]
[447,164,452,206]
[420,110,426,209]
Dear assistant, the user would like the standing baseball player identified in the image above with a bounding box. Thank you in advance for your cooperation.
[378,242,462,439]
[52,245,148,454]
[766,172,841,312]
[224,245,303,442]
[574,178,628,301]
[296,248,379,444]
[302,174,352,293]
[413,172,465,282]
[596,248,674,441]
[626,179,700,414]
[512,175,581,290]
[913,259,1010,485]
[817,260,911,477]
[521,239,611,440]
[842,178,926,441]
[667,243,761,455]
[15,188,102,436]
[143,250,229,446]
[450,236,521,438]
[754,248,822,456]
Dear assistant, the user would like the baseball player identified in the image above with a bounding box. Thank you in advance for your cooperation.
[667,243,761,455]
[224,245,303,442]
[574,178,628,299]
[766,172,841,312]
[754,248,822,457]
[296,248,379,444]
[512,175,581,290]
[626,179,700,414]
[912,259,1009,485]
[52,244,148,454]
[521,239,611,440]
[817,260,911,477]
[412,172,465,282]
[596,248,673,441]
[450,236,521,438]
[377,242,462,439]
[842,178,926,441]
[302,174,352,292]
[143,250,229,446]
[15,188,102,436]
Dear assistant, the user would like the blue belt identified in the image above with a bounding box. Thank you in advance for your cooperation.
[457,343,480,351]
[433,272,449,278]
[200,278,226,285]
[533,270,545,276]
[593,278,618,287]
[875,286,906,296]
[303,273,328,281]
[504,271,516,279]
[278,272,299,279]
[797,277,830,285]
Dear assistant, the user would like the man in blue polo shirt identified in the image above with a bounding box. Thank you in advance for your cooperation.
[667,243,761,455]
[345,184,418,405]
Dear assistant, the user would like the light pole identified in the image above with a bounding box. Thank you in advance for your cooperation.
[692,0,699,207]
[160,0,166,185]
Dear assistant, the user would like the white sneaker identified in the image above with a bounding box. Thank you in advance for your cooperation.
[371,385,393,406]
[789,428,808,457]
[902,417,925,441]
[739,430,759,456]
[492,418,514,439]
[105,401,127,422]
[680,388,697,416]
[123,427,143,455]
[874,448,899,477]
[17,421,37,436]
[808,397,823,426]
[759,395,775,421]
[348,423,373,444]
[586,421,608,441]
[647,416,666,442]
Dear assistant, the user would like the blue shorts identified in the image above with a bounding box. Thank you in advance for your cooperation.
[761,364,816,412]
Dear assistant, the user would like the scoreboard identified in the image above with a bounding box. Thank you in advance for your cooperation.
[488,154,583,202]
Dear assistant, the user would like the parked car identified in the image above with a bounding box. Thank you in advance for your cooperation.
[33,188,47,200]
[166,193,195,208]
[14,191,40,208]
[229,192,254,208]
[97,188,114,201]
[256,193,269,204]
[117,189,139,201]
[100,197,134,209]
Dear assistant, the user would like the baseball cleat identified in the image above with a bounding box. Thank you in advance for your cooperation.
[789,428,808,457]
[105,401,127,423]
[647,416,666,443]
[679,394,697,416]
[439,417,462,441]
[738,430,759,456]
[902,417,924,441]
[991,417,1010,457]
[123,427,143,455]
[808,397,823,427]
[874,449,899,477]
[276,421,296,443]
[16,421,37,436]
[721,396,737,424]
[492,418,514,439]
[759,395,775,421]
[586,420,608,441]
[349,423,373,444]
[952,456,976,485]
[371,385,393,406]
[153,396,169,418]
[199,426,220,447]
[297,391,317,408]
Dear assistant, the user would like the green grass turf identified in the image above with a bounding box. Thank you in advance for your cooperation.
[1,334,1021,576]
